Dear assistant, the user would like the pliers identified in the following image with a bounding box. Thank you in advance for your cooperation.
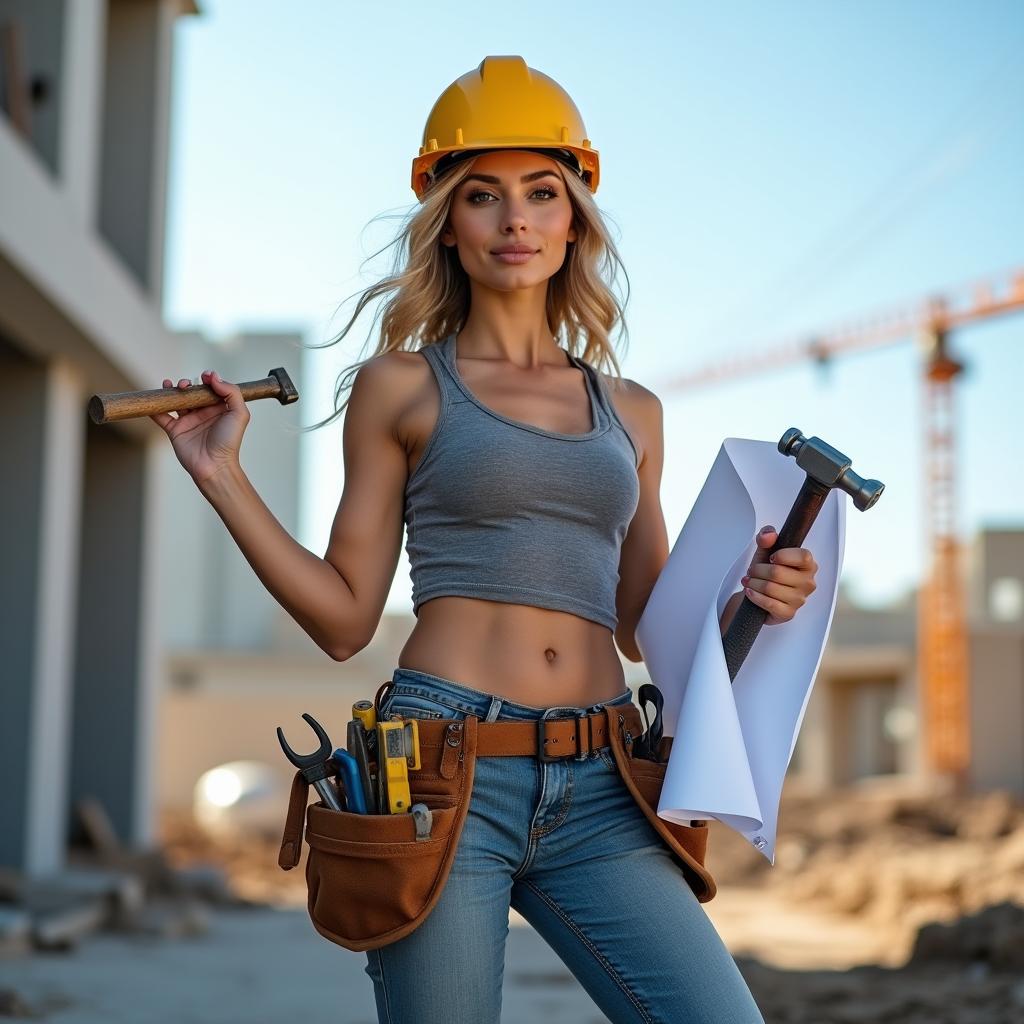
[277,713,345,811]
[633,684,665,762]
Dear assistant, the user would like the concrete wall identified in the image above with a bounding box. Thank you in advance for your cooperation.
[0,0,199,876]
[969,628,1024,793]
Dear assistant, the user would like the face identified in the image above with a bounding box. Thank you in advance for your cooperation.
[441,149,578,292]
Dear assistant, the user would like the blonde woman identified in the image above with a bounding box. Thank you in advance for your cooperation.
[154,56,816,1024]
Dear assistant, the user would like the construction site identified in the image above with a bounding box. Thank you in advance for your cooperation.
[2,1,1023,1022]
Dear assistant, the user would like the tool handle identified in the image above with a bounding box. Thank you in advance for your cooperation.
[313,777,345,812]
[331,749,367,814]
[722,476,830,682]
[88,367,298,424]
[635,684,665,762]
[347,721,378,814]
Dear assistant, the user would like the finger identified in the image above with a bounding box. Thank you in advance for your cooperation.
[206,370,249,416]
[769,547,816,570]
[747,525,777,570]
[743,585,794,621]
[744,563,811,588]
[744,577,805,606]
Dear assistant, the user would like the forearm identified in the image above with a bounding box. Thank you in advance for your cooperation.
[197,464,361,659]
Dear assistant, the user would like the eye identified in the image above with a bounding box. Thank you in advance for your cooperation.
[466,186,560,204]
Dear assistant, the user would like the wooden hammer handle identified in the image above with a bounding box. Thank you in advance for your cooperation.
[89,367,297,424]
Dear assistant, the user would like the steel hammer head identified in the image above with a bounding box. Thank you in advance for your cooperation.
[269,367,298,404]
[778,428,884,511]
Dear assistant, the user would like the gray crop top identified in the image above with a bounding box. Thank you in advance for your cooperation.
[403,332,641,631]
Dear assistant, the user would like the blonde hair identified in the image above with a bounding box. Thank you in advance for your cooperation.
[298,154,631,434]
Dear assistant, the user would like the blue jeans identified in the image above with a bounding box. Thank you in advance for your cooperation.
[364,668,765,1024]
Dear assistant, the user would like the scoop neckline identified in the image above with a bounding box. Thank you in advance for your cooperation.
[444,332,607,441]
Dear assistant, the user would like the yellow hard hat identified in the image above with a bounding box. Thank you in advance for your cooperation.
[411,55,600,201]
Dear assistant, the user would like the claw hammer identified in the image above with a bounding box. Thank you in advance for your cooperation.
[722,428,884,682]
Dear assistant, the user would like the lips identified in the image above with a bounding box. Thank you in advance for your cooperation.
[491,245,538,265]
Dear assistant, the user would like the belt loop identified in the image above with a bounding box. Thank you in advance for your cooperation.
[484,697,503,723]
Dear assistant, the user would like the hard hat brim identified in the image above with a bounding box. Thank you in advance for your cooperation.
[412,143,599,200]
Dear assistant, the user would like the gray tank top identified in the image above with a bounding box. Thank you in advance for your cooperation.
[404,332,641,631]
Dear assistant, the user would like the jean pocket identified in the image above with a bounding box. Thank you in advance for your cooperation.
[380,691,467,721]
[596,747,619,773]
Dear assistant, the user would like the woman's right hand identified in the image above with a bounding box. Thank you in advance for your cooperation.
[150,370,250,488]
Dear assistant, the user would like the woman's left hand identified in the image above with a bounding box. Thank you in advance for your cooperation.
[740,524,818,625]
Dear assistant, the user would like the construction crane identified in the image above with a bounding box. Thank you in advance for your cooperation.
[666,266,1024,787]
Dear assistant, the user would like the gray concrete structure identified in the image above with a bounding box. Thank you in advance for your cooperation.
[791,529,1024,793]
[0,0,200,875]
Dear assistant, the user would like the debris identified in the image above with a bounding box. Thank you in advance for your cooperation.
[32,900,107,952]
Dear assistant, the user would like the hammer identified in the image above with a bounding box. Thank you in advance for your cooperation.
[88,367,298,424]
[722,428,884,682]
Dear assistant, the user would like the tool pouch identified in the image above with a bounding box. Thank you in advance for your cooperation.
[604,703,717,903]
[277,714,478,952]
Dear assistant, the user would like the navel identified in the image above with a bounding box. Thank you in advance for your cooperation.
[544,647,558,663]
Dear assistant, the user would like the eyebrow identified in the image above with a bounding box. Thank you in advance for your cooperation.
[462,170,561,185]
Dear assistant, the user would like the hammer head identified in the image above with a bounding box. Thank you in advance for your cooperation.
[778,428,884,511]
[269,367,299,404]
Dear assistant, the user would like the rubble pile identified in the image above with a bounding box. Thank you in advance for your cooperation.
[710,786,1024,936]
[740,956,1024,1024]
[158,808,308,907]
[0,799,252,958]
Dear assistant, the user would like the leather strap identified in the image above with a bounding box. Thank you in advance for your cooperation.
[475,708,620,758]
[279,704,645,868]
[279,770,309,870]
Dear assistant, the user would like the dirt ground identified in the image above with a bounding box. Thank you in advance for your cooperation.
[3,782,1023,1023]
[154,780,1024,1023]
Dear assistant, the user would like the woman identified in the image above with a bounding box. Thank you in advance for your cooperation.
[154,57,816,1024]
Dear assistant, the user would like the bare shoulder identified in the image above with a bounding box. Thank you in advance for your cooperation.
[350,346,443,467]
[350,347,436,423]
[352,348,427,396]
[598,372,661,466]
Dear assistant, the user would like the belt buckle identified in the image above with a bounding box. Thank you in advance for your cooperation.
[537,710,596,763]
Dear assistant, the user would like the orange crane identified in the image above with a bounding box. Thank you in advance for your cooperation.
[666,266,1024,787]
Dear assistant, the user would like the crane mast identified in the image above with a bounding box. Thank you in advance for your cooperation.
[667,268,1024,788]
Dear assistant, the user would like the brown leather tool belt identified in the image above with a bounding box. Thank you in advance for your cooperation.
[278,685,716,955]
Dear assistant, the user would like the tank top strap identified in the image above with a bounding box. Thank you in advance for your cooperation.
[581,358,641,469]
[417,336,460,410]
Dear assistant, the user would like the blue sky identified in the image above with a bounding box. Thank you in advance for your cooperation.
[164,0,1023,613]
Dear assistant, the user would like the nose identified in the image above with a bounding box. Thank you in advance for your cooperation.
[500,196,530,234]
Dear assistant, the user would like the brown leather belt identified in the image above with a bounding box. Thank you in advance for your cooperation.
[477,710,616,761]
[374,682,641,763]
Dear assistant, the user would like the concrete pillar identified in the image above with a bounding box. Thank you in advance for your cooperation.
[70,423,166,847]
[969,629,1024,794]
[0,347,85,874]
[98,0,177,302]
[58,0,106,229]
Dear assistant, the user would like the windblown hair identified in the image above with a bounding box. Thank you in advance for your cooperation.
[297,154,631,434]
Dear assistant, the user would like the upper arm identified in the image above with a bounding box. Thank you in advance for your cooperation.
[322,353,413,654]
[612,383,669,662]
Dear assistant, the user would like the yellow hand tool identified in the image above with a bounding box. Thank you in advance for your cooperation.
[375,717,421,814]
[352,699,377,733]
